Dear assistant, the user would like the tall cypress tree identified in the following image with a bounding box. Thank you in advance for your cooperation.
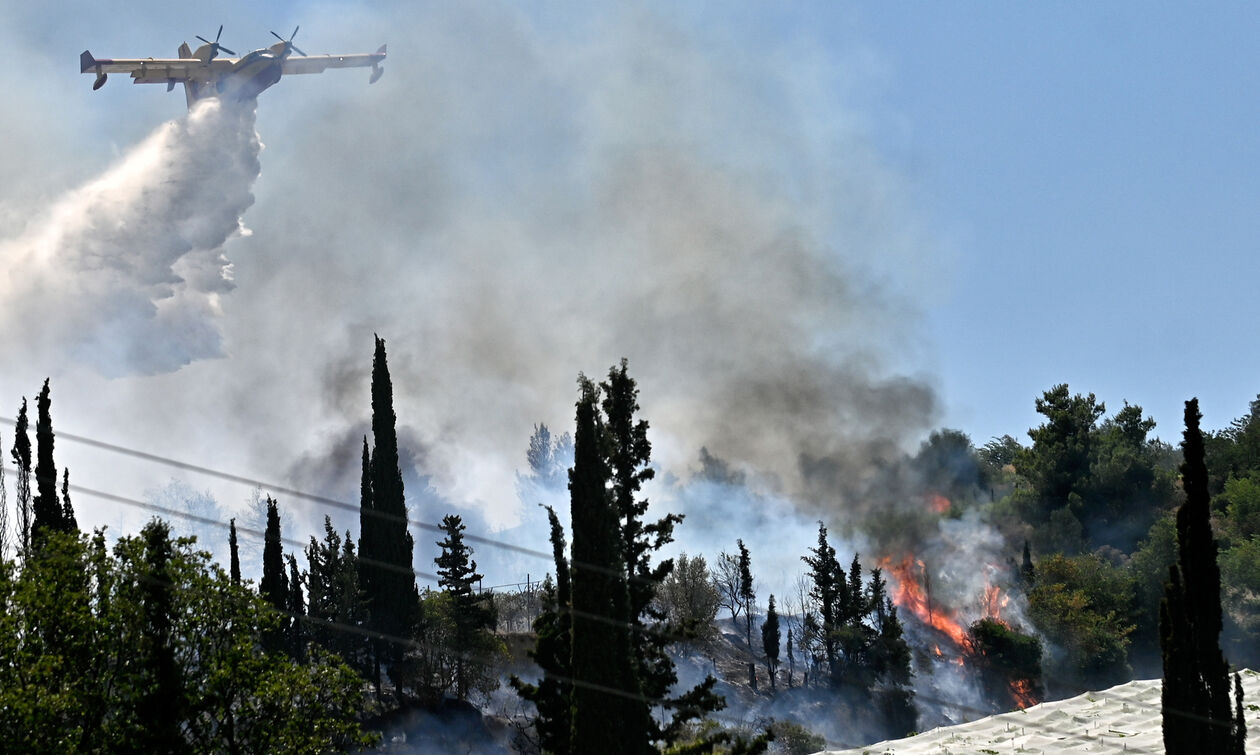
[60,469,76,532]
[762,595,780,691]
[10,399,32,554]
[0,428,7,559]
[569,377,641,754]
[260,497,287,654]
[228,518,241,586]
[287,553,306,660]
[510,505,572,754]
[1161,399,1245,753]
[136,520,187,753]
[31,379,63,540]
[358,336,418,697]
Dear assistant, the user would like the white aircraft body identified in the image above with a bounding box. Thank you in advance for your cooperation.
[80,27,386,108]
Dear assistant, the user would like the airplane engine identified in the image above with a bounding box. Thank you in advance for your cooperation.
[93,72,108,90]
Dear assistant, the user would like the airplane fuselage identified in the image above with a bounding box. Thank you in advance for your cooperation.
[217,50,285,101]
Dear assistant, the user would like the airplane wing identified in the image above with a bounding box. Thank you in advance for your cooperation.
[281,45,386,75]
[80,51,234,84]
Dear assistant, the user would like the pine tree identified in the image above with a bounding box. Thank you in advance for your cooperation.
[11,399,32,555]
[569,377,641,754]
[802,525,916,736]
[435,514,495,700]
[802,522,841,681]
[762,594,780,691]
[599,361,722,747]
[510,505,572,754]
[306,517,368,671]
[229,518,241,586]
[357,336,419,698]
[260,497,287,654]
[1161,399,1245,754]
[31,379,63,541]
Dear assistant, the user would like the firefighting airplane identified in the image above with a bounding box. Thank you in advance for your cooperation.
[80,27,386,108]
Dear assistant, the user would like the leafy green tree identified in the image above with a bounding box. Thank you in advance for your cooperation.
[1026,552,1133,690]
[966,618,1043,711]
[1015,384,1105,523]
[761,594,780,690]
[0,523,377,752]
[434,514,498,701]
[1205,395,1260,493]
[1128,513,1178,672]
[1161,399,1245,754]
[654,553,721,645]
[1014,386,1175,553]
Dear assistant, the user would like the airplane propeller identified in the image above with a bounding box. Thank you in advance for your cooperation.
[270,26,307,57]
[195,25,236,59]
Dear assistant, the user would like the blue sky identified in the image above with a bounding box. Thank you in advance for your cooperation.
[0,3,1258,565]
[851,4,1260,442]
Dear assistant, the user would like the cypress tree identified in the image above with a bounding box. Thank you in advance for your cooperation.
[510,505,572,754]
[358,336,418,697]
[0,428,7,559]
[228,518,241,586]
[136,520,187,753]
[11,399,31,554]
[762,594,780,691]
[287,553,306,660]
[31,379,62,540]
[260,497,287,653]
[738,539,757,689]
[1161,399,1245,753]
[569,377,640,754]
[60,468,76,532]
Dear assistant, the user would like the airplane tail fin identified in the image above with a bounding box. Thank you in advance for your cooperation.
[80,50,96,74]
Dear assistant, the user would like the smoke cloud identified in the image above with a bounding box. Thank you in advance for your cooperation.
[0,98,260,377]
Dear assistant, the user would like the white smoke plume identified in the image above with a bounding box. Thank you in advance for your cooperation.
[0,98,260,377]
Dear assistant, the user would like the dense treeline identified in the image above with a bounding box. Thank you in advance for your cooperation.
[4,346,1260,752]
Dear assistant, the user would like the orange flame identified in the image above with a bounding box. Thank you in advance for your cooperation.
[928,493,951,514]
[880,555,968,647]
[1010,678,1038,709]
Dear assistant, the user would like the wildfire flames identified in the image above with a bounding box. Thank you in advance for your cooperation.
[881,555,968,646]
[879,497,1041,711]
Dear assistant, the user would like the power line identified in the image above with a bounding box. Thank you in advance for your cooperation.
[0,422,1233,746]
[11,474,1236,751]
